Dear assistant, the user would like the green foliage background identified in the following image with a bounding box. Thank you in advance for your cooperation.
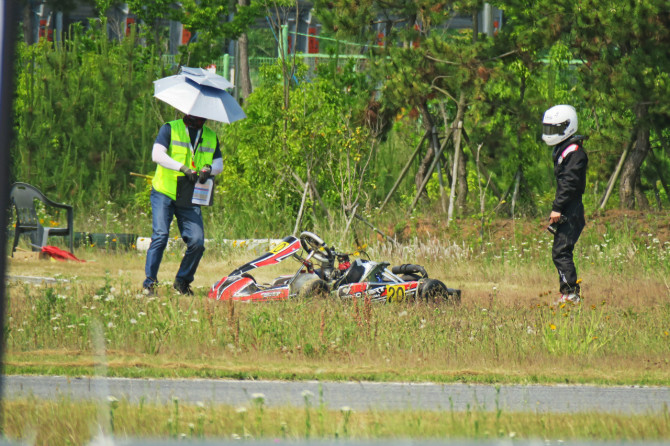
[9,0,670,240]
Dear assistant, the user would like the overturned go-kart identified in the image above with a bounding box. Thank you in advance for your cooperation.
[208,231,461,303]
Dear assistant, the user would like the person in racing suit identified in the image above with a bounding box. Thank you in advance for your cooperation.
[542,105,589,304]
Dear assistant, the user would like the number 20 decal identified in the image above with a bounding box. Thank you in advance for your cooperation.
[386,284,406,303]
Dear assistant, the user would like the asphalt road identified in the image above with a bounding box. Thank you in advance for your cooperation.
[3,375,669,414]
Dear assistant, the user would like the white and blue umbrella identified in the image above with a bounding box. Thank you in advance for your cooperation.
[153,67,245,123]
[178,66,234,90]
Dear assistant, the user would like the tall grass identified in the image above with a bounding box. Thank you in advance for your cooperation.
[5,274,670,384]
[4,397,670,445]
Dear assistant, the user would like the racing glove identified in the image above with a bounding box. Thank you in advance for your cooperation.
[179,165,197,183]
[198,164,212,183]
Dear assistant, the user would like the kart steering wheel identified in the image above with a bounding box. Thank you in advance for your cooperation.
[299,231,332,263]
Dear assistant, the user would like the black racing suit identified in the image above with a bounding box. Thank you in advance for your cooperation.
[551,135,588,295]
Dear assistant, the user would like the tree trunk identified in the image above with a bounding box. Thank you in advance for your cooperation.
[634,175,650,210]
[237,0,252,100]
[23,2,35,45]
[619,105,651,209]
[414,100,437,194]
[599,139,631,210]
[456,140,468,213]
[447,92,466,223]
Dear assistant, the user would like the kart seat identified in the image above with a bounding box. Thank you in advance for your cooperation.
[337,259,366,285]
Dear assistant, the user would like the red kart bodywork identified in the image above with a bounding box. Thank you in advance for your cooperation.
[208,236,302,302]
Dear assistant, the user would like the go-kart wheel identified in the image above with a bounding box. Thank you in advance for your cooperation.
[420,279,451,303]
[299,231,331,263]
[298,278,330,299]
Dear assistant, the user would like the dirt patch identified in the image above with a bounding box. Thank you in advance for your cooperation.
[387,209,670,245]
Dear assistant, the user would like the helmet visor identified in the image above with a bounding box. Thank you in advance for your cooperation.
[542,121,570,135]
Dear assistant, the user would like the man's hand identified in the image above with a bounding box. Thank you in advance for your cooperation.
[179,165,197,183]
[549,211,562,224]
[198,164,212,183]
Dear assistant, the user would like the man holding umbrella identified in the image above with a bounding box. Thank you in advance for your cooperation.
[143,68,246,295]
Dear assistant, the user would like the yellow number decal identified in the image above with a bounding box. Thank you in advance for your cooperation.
[270,241,288,254]
[386,284,406,303]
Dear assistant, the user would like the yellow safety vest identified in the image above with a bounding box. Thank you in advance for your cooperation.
[152,119,217,200]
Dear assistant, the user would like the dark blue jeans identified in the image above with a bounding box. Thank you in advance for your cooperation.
[143,188,205,288]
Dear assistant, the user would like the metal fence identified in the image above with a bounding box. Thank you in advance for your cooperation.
[161,53,368,88]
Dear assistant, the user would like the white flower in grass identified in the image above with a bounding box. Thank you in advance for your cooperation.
[301,390,314,398]
[138,312,146,317]
[236,407,247,414]
[130,318,137,325]
[196,401,205,408]
[340,406,352,413]
[107,322,114,328]
[251,393,265,402]
[190,319,199,323]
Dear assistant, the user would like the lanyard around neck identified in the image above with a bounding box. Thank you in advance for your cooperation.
[188,128,202,169]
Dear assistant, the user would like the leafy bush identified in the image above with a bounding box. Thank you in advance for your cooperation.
[11,22,169,211]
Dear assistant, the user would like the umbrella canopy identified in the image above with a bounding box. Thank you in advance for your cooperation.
[179,66,234,90]
[153,68,245,123]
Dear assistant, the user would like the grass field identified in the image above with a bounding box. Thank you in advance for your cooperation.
[5,210,670,385]
[4,211,670,444]
[4,397,670,445]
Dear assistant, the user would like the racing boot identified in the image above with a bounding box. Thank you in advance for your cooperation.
[555,283,581,305]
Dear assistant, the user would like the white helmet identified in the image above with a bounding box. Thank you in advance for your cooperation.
[542,105,578,146]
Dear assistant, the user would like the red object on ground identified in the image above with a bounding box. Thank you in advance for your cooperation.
[41,246,85,262]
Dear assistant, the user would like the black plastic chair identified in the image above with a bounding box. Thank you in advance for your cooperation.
[9,182,74,255]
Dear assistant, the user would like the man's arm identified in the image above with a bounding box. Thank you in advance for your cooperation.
[210,138,223,176]
[151,123,194,173]
[152,143,183,171]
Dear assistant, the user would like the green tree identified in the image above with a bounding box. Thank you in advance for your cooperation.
[94,0,261,66]
[217,61,376,234]
[12,23,163,208]
[312,0,516,215]
[501,0,670,209]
